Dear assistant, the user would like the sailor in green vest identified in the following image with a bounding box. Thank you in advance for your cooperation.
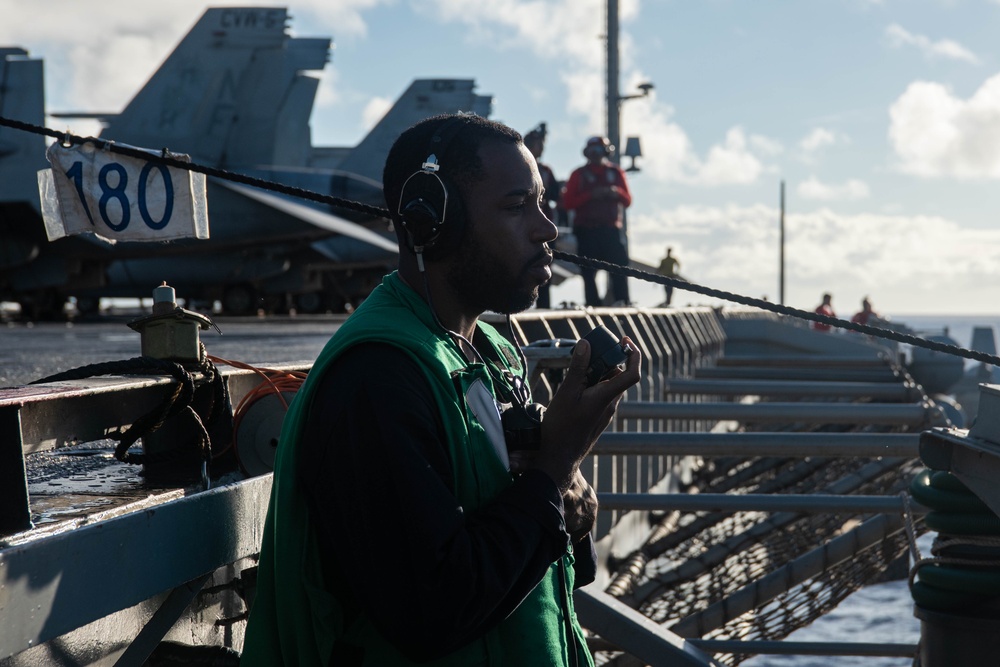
[242,113,641,666]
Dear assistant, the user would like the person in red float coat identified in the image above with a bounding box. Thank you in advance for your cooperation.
[851,297,880,326]
[561,136,632,307]
[813,293,835,332]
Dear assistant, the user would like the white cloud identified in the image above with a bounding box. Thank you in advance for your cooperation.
[426,0,604,67]
[424,0,610,135]
[4,0,770,188]
[426,0,768,187]
[624,105,765,186]
[885,24,980,65]
[361,96,394,130]
[750,134,784,157]
[889,75,1000,179]
[620,203,1000,314]
[799,128,837,154]
[695,127,764,185]
[0,0,392,116]
[798,176,870,201]
[314,68,342,111]
[796,127,852,165]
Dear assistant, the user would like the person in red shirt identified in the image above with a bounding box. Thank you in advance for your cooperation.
[813,293,835,331]
[561,136,632,307]
[851,297,879,326]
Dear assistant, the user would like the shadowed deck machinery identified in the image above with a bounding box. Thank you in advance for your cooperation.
[0,304,974,666]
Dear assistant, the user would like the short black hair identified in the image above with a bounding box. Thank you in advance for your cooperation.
[524,122,547,147]
[382,114,521,246]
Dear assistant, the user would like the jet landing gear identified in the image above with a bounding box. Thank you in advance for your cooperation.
[221,284,259,316]
[293,292,324,314]
[17,289,68,322]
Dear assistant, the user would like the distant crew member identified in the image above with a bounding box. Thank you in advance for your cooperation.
[813,293,835,332]
[657,247,681,306]
[561,136,632,307]
[525,123,562,308]
[851,297,881,327]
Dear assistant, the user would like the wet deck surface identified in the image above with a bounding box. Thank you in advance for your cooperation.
[1,313,340,387]
[26,443,151,525]
[4,314,340,526]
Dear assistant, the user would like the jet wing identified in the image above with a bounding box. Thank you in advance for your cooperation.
[630,257,660,274]
[214,180,398,254]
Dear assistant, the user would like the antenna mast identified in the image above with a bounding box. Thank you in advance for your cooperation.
[606,0,621,166]
[779,180,786,305]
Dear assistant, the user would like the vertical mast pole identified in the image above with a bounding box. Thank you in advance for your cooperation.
[779,180,786,305]
[607,0,621,166]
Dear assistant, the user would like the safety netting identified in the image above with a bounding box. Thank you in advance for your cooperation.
[595,422,927,666]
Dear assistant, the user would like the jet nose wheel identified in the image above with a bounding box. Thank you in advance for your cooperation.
[294,292,324,314]
[222,284,258,315]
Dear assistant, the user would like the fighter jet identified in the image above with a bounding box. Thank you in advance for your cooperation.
[0,7,493,318]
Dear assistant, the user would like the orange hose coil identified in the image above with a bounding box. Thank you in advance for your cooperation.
[207,355,307,469]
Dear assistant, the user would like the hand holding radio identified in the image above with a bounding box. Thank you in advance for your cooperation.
[530,327,641,493]
[580,325,631,387]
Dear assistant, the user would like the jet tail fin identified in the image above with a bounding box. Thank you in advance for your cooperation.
[0,48,47,209]
[333,79,493,184]
[100,7,330,170]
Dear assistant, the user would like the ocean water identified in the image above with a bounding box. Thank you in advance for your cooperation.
[740,572,923,667]
[892,313,1000,363]
[742,314,996,667]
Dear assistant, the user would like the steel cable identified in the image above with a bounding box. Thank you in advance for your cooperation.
[5,114,999,367]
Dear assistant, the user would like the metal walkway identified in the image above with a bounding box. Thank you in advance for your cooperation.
[502,307,941,666]
[0,307,947,666]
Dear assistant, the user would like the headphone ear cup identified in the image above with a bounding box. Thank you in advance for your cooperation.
[398,172,465,260]
[399,171,446,254]
[400,197,442,251]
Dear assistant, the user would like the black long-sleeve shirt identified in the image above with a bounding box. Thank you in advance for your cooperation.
[299,342,597,662]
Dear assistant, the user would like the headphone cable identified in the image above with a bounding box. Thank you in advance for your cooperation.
[416,261,530,406]
[417,258,486,366]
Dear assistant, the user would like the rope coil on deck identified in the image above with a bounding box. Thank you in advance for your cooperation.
[28,343,231,467]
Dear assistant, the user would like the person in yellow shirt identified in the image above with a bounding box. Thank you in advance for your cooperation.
[657,247,681,306]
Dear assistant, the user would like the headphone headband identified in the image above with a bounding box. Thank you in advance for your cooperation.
[421,153,441,173]
[397,115,471,261]
[427,115,468,163]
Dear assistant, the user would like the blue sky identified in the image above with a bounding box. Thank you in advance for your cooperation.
[5,0,1000,315]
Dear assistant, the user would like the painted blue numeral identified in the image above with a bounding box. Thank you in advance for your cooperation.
[138,162,173,230]
[64,161,95,225]
[98,162,130,231]
[64,158,178,234]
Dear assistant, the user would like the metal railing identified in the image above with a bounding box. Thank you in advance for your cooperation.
[0,306,944,666]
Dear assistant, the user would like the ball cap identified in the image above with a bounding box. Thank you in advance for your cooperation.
[584,135,613,155]
[525,122,547,144]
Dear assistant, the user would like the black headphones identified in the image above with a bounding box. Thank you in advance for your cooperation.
[397,117,469,260]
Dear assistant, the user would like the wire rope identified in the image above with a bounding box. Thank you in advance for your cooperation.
[4,114,999,367]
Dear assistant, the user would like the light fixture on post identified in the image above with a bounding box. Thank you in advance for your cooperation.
[622,82,655,102]
[608,81,655,165]
[623,136,642,172]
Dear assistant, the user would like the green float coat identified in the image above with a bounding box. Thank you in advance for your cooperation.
[242,272,591,666]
